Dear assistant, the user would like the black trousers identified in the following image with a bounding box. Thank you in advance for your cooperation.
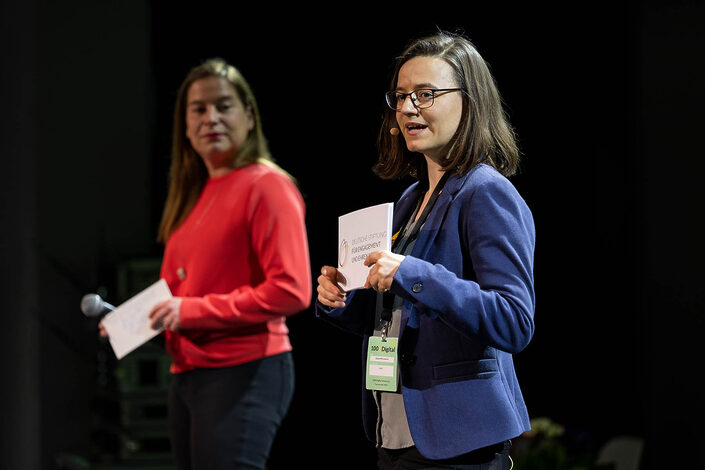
[167,352,294,470]
[378,441,512,470]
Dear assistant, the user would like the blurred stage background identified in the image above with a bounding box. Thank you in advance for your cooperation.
[1,1,703,469]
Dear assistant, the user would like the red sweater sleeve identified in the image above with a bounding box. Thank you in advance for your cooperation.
[178,171,311,329]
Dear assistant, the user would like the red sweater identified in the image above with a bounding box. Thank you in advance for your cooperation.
[160,163,311,373]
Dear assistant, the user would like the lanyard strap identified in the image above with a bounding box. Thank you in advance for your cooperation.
[393,171,451,255]
[381,171,452,323]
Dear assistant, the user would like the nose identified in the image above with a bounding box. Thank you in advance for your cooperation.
[399,94,419,115]
[204,105,219,124]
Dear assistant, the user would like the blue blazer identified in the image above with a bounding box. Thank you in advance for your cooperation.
[316,164,536,459]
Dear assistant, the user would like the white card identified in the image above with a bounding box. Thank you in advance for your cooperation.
[101,279,172,359]
[337,202,394,291]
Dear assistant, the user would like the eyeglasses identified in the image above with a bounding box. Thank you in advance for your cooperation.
[385,88,464,111]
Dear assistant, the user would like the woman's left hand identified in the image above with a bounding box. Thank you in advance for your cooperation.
[149,297,183,331]
[364,250,405,293]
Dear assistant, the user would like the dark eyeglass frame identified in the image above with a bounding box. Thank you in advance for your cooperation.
[385,88,464,111]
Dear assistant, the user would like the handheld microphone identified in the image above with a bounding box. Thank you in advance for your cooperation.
[389,127,400,136]
[81,293,116,318]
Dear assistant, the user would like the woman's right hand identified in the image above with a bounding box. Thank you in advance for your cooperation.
[98,321,108,338]
[316,266,347,309]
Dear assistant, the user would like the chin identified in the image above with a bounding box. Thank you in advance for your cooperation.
[404,141,422,153]
[204,145,233,157]
[406,144,428,155]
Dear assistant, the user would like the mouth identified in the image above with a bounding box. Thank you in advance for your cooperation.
[405,122,428,135]
[203,133,222,140]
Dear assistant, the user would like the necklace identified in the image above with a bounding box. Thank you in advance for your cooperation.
[175,177,227,281]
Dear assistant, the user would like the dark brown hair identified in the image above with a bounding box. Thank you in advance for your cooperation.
[374,31,519,181]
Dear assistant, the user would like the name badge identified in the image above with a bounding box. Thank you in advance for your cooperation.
[366,336,398,392]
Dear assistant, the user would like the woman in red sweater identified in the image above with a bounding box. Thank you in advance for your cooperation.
[148,58,311,470]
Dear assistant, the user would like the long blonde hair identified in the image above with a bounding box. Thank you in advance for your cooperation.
[157,58,275,243]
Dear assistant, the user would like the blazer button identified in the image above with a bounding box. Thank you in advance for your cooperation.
[412,282,423,293]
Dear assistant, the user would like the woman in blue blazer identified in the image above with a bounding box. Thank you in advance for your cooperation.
[316,30,535,470]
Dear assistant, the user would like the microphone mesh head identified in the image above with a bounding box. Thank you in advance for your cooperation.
[80,294,102,317]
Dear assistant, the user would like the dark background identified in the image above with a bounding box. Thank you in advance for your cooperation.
[1,1,703,469]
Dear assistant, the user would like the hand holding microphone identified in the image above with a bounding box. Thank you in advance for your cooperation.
[81,293,115,338]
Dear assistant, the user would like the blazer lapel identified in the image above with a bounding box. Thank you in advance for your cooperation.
[392,182,423,235]
[409,172,469,261]
[400,172,469,330]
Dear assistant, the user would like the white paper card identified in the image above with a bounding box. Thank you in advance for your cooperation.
[101,279,172,359]
[338,202,393,291]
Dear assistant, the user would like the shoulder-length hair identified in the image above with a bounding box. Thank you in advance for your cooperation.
[374,31,519,181]
[157,58,273,243]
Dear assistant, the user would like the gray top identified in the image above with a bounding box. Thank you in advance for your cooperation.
[372,234,417,449]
